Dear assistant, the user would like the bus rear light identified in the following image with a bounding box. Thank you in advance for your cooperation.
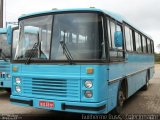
[86,68,94,74]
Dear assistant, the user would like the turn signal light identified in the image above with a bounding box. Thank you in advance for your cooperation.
[12,66,18,72]
[87,68,94,74]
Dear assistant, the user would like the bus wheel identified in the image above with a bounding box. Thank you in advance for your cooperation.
[142,73,149,90]
[5,88,11,93]
[112,88,125,114]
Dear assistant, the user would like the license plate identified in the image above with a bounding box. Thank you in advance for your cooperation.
[39,101,54,108]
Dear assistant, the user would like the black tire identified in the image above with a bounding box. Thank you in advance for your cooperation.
[5,88,11,93]
[112,88,125,114]
[142,73,149,90]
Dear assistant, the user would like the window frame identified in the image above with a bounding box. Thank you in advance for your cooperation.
[108,18,123,51]
[141,35,147,53]
[106,16,125,62]
[124,25,134,52]
[134,31,142,53]
[151,40,154,53]
[146,38,152,54]
[123,22,154,55]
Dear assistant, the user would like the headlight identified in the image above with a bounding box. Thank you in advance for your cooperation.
[15,77,21,84]
[84,90,93,98]
[84,80,92,88]
[7,74,11,78]
[15,86,21,93]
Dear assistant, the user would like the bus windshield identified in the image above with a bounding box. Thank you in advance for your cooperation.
[14,13,104,61]
[0,33,11,59]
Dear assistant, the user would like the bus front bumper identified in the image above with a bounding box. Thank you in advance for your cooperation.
[10,95,107,114]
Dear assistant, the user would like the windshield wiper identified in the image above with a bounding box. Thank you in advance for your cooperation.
[25,42,39,64]
[60,32,73,65]
[1,52,8,62]
[0,49,8,62]
[25,32,40,64]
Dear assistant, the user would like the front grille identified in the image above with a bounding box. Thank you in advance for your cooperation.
[22,78,80,101]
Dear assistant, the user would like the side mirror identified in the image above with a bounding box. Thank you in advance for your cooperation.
[7,26,12,45]
[114,31,123,47]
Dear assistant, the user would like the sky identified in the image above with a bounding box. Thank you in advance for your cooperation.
[4,0,160,52]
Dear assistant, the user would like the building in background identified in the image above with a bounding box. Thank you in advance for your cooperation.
[0,0,3,27]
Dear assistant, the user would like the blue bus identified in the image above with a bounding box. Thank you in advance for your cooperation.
[0,28,12,91]
[10,8,154,114]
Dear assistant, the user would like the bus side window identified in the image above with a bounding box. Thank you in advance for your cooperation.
[135,32,142,53]
[108,20,123,50]
[147,39,151,54]
[116,24,123,50]
[107,19,112,48]
[142,36,147,53]
[110,21,116,48]
[124,26,133,51]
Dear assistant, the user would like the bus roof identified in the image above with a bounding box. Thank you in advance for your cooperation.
[19,8,152,40]
[0,28,7,34]
[19,8,124,22]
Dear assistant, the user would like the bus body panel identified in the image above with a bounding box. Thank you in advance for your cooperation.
[0,60,11,88]
[106,53,154,111]
[107,81,120,112]
[80,65,108,102]
[127,71,147,97]
[11,64,109,102]
[11,64,109,113]
[0,80,11,88]
[125,53,154,97]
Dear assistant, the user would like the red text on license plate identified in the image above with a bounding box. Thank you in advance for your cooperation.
[39,101,54,108]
